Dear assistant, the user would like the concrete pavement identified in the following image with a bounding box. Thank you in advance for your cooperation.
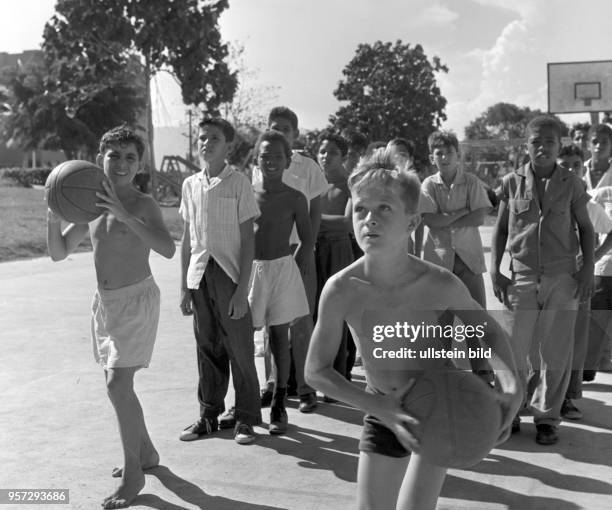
[1,227,612,509]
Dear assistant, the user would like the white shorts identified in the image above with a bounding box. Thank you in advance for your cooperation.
[248,255,309,329]
[91,276,160,370]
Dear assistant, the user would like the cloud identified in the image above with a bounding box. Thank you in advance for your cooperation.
[443,0,612,136]
[415,4,459,26]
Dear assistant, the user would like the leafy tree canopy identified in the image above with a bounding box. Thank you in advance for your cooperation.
[330,40,448,167]
[464,102,551,141]
[1,53,143,159]
[42,0,237,113]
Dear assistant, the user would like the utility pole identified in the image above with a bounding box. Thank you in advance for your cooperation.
[187,109,193,162]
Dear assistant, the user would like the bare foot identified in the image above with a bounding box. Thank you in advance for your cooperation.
[102,469,145,509]
[111,448,159,478]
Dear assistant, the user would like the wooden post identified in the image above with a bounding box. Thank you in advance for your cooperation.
[145,58,157,199]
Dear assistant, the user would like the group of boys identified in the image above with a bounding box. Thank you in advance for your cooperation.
[46,109,612,509]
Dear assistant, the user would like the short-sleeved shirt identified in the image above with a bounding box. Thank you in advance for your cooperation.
[252,151,328,245]
[583,160,612,191]
[500,163,590,276]
[420,169,492,274]
[180,165,260,288]
[590,187,612,276]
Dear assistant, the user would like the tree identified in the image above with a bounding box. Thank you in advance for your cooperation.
[1,54,143,159]
[464,103,548,141]
[219,42,280,130]
[462,103,565,177]
[42,0,237,195]
[330,40,448,167]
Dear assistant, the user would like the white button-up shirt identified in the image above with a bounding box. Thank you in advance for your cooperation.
[590,186,612,276]
[180,165,260,288]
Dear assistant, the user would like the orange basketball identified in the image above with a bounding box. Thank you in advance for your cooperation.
[402,370,502,468]
[45,160,106,224]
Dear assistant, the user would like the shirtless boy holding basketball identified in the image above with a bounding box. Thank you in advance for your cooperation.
[305,150,521,510]
[47,126,175,509]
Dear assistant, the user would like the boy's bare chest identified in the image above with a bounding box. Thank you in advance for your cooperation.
[321,184,349,212]
[346,277,449,324]
[91,213,139,245]
[256,193,294,223]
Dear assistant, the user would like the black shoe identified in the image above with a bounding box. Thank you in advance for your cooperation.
[582,370,596,382]
[561,399,582,420]
[260,389,273,408]
[179,416,218,441]
[219,406,236,429]
[234,422,256,444]
[298,393,317,413]
[323,395,338,403]
[511,415,521,434]
[269,407,288,435]
[535,424,559,445]
[475,369,495,388]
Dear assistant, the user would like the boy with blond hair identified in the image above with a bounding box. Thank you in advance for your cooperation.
[306,150,520,510]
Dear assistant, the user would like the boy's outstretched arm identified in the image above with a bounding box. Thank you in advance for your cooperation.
[489,199,511,306]
[305,276,420,451]
[293,194,313,275]
[95,181,175,259]
[46,209,89,261]
[448,276,522,440]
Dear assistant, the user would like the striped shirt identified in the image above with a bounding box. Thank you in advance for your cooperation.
[420,169,491,274]
[180,165,260,288]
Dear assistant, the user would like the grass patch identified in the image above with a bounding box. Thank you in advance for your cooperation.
[0,186,183,263]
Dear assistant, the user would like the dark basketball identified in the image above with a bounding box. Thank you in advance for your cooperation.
[45,160,107,224]
[402,370,502,468]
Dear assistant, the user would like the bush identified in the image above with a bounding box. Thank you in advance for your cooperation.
[1,167,53,188]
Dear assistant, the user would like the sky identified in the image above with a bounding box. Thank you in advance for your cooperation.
[1,0,611,138]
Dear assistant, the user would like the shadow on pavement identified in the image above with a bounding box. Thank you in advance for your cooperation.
[252,426,360,482]
[464,452,612,496]
[134,465,286,510]
[496,422,612,467]
[442,472,582,510]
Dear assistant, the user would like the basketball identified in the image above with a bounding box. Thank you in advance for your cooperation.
[45,160,107,224]
[402,370,502,468]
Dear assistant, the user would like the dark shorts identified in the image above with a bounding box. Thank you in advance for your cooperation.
[359,414,411,458]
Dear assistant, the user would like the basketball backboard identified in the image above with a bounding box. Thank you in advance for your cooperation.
[548,60,612,114]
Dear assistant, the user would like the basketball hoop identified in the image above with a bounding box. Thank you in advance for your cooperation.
[575,82,600,109]
[547,61,611,114]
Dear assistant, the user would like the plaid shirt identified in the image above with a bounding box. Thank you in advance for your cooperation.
[420,169,491,274]
[180,165,259,288]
